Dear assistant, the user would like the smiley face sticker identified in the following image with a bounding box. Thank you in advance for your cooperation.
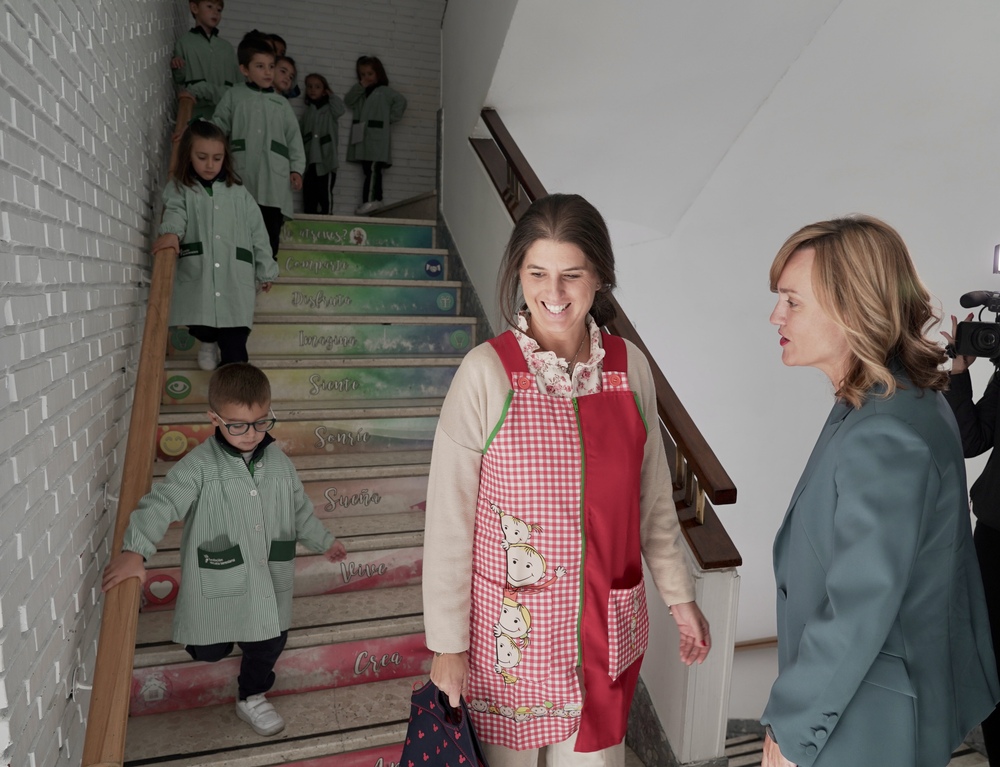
[159,430,189,458]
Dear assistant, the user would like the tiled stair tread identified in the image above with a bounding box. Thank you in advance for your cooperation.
[153,450,434,478]
[135,584,424,655]
[165,357,463,370]
[247,314,474,325]
[294,213,435,226]
[123,675,418,765]
[158,400,443,422]
[273,277,462,288]
[278,244,448,255]
[153,512,426,553]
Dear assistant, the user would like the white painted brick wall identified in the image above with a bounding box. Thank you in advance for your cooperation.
[0,0,185,764]
[219,0,445,216]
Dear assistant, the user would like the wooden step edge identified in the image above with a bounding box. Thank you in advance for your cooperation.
[293,213,435,226]
[293,463,429,482]
[164,357,464,370]
[158,404,442,423]
[278,244,448,255]
[245,314,476,325]
[153,451,435,478]
[134,614,426,669]
[272,277,462,288]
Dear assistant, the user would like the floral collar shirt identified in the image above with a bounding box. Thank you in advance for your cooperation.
[512,312,606,398]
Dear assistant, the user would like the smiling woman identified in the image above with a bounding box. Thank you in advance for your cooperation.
[421,194,711,767]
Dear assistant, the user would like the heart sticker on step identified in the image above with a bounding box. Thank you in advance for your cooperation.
[146,575,178,605]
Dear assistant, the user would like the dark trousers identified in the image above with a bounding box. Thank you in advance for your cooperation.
[258,205,284,259]
[976,522,1000,765]
[360,161,385,203]
[186,325,251,366]
[186,630,288,700]
[303,165,335,215]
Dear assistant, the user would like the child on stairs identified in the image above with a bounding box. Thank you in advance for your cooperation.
[102,363,348,737]
[300,73,345,215]
[153,120,276,371]
[345,55,406,215]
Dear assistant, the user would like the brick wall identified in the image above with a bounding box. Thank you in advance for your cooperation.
[0,0,184,763]
[218,0,445,216]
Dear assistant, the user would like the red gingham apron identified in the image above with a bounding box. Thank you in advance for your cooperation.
[466,330,650,752]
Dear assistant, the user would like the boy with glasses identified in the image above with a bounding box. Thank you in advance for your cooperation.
[102,363,346,736]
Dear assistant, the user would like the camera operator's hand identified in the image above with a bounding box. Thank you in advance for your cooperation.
[941,313,977,374]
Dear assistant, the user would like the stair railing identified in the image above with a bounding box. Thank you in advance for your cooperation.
[81,93,193,767]
[471,108,740,570]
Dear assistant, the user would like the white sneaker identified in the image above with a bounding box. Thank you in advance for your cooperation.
[236,693,285,736]
[355,200,383,215]
[197,342,219,371]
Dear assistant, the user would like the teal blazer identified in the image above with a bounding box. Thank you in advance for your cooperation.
[761,376,999,767]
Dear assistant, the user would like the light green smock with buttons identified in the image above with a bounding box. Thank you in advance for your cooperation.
[158,178,277,329]
[345,84,406,166]
[301,97,345,177]
[122,433,335,645]
[211,83,306,220]
[172,28,241,121]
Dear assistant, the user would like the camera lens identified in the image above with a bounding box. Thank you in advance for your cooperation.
[974,328,1000,352]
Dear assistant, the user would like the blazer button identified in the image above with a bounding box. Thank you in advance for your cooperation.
[824,713,839,725]
[517,375,531,389]
[609,373,622,386]
[813,727,827,740]
[805,744,818,756]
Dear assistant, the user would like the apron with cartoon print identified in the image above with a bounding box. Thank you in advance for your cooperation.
[467,330,650,752]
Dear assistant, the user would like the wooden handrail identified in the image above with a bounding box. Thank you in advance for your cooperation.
[81,96,190,767]
[472,108,740,570]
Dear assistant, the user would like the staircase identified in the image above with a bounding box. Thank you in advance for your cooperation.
[122,213,473,766]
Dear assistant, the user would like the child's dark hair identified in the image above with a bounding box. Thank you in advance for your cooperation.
[276,55,296,74]
[208,363,271,411]
[304,73,332,101]
[356,55,389,87]
[190,0,224,19]
[173,120,240,188]
[238,30,275,68]
[265,33,286,51]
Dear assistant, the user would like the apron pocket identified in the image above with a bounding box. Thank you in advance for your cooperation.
[607,578,649,680]
[197,543,247,599]
[267,539,296,593]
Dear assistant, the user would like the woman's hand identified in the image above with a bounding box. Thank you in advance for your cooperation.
[430,651,469,707]
[670,601,711,665]
[941,313,976,374]
[762,731,796,767]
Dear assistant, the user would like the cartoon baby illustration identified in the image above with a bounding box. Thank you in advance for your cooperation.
[495,633,522,684]
[490,501,542,550]
[505,543,566,594]
[493,596,532,649]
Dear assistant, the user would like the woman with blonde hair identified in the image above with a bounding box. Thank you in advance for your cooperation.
[761,215,999,767]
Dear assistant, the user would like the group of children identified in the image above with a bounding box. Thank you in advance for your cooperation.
[99,0,415,739]
[161,0,408,371]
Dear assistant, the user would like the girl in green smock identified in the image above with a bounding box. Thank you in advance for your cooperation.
[345,55,406,215]
[153,121,278,371]
[300,73,345,215]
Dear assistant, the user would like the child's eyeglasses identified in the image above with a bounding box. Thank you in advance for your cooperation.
[212,409,277,436]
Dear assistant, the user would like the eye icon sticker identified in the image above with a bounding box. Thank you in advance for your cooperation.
[165,376,192,400]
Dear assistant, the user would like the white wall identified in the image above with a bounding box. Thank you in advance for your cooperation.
[217,0,445,216]
[0,0,184,763]
[478,0,1000,644]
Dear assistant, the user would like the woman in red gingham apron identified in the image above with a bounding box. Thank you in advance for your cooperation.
[422,194,711,767]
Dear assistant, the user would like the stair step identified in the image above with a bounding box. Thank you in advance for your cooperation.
[136,585,423,659]
[153,451,434,479]
[281,216,434,248]
[155,414,438,462]
[277,247,449,281]
[167,320,474,358]
[370,190,437,221]
[161,363,459,408]
[141,541,423,611]
[131,631,430,716]
[123,675,418,765]
[305,472,427,518]
[253,283,461,317]
[160,398,443,420]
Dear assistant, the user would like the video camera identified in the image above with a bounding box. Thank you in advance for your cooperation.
[955,290,1000,361]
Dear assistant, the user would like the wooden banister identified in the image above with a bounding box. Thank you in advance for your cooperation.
[472,108,741,570]
[81,96,189,766]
